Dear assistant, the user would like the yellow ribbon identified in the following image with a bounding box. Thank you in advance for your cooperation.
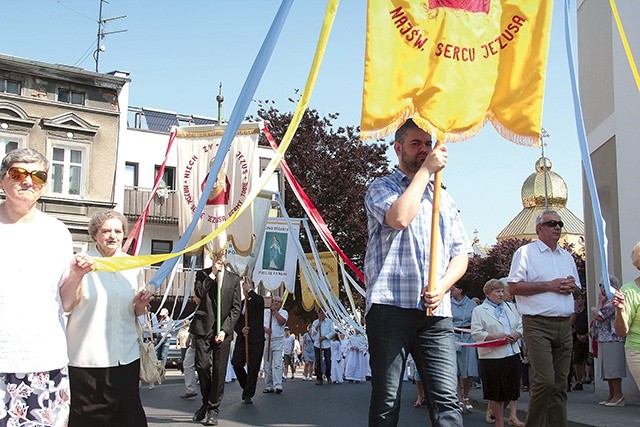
[93,0,340,272]
[610,0,640,93]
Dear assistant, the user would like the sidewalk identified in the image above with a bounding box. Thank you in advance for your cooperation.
[468,381,640,427]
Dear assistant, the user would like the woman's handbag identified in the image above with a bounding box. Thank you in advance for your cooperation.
[137,312,166,385]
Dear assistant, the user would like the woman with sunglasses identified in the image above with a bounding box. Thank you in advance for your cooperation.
[65,209,153,426]
[0,148,93,426]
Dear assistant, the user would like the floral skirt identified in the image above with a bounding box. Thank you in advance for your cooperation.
[0,367,70,427]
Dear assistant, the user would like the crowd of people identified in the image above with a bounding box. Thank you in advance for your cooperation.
[3,121,640,427]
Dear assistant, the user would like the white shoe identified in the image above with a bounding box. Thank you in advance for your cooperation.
[148,384,155,390]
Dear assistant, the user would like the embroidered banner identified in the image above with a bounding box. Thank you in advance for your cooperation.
[253,218,301,292]
[300,251,339,312]
[176,123,259,256]
[361,0,554,145]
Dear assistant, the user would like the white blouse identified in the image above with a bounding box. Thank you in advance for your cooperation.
[0,212,73,373]
[66,249,146,367]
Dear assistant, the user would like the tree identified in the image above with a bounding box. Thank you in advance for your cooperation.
[485,238,532,280]
[458,237,586,299]
[249,100,391,322]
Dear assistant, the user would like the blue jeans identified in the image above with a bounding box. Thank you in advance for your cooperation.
[366,304,462,426]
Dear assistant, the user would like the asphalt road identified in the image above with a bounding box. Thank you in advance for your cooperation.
[142,370,492,426]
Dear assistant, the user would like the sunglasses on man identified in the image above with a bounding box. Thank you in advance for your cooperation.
[6,167,48,185]
[541,220,564,228]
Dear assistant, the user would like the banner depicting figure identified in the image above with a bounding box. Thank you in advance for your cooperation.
[361,0,554,145]
[300,251,339,312]
[176,123,260,259]
[253,218,300,292]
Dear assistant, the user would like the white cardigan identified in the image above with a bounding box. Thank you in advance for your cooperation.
[66,249,146,367]
[471,302,523,359]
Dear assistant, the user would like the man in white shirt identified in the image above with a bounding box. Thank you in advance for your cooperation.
[262,296,288,394]
[282,327,296,380]
[508,210,581,427]
[311,310,336,385]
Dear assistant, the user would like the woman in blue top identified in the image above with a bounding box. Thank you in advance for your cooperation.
[451,283,479,411]
[301,324,315,381]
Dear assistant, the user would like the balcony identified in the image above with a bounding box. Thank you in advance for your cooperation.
[123,186,179,224]
[142,267,195,298]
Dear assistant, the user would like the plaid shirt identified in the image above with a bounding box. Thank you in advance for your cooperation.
[364,170,471,316]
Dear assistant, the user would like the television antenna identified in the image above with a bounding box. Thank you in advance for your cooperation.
[94,0,127,72]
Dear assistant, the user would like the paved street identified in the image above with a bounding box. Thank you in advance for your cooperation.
[142,370,490,426]
[143,370,640,426]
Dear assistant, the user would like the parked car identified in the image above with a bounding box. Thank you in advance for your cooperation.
[165,336,183,369]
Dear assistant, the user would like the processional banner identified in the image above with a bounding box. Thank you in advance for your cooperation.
[253,218,300,292]
[361,0,554,145]
[225,192,273,277]
[300,251,339,312]
[176,123,259,258]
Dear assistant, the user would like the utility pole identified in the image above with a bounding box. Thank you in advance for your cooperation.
[95,0,127,72]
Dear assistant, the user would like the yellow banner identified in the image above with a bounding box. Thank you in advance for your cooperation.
[300,252,339,312]
[361,0,554,145]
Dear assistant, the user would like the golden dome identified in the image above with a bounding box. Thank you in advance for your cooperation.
[521,157,568,208]
[497,155,583,244]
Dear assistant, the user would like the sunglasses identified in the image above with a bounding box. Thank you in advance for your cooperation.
[541,220,564,228]
[6,167,48,185]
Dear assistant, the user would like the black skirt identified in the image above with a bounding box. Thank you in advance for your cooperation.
[480,354,521,403]
[68,359,148,427]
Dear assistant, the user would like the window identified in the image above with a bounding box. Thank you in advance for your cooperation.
[58,88,85,105]
[51,146,84,195]
[151,240,173,267]
[124,162,139,187]
[182,252,204,270]
[0,79,21,95]
[260,157,282,194]
[155,165,175,190]
[1,139,18,156]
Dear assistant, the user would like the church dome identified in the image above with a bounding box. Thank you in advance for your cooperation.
[520,157,568,208]
[496,155,583,244]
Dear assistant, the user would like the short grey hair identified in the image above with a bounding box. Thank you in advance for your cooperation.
[632,241,640,270]
[600,274,621,290]
[88,210,127,240]
[535,210,561,225]
[1,148,49,175]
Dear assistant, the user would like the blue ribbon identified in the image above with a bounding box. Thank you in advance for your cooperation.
[563,0,613,298]
[150,0,294,287]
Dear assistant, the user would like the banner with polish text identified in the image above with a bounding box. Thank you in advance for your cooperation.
[253,218,300,292]
[176,123,259,258]
[361,0,554,145]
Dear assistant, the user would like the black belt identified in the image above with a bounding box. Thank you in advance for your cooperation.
[524,315,570,320]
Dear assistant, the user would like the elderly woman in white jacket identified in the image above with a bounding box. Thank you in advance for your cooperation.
[471,279,524,427]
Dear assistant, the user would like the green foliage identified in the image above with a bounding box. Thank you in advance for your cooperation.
[458,237,586,299]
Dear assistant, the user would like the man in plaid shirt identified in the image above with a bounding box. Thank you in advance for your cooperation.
[364,118,471,426]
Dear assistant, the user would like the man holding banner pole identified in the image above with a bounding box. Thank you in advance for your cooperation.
[231,278,265,404]
[189,255,241,425]
[364,118,471,426]
[262,295,288,394]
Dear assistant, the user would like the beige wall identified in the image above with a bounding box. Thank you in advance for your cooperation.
[577,0,614,135]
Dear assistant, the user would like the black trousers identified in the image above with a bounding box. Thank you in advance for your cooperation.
[231,337,265,399]
[68,359,147,427]
[194,334,230,413]
[314,346,332,380]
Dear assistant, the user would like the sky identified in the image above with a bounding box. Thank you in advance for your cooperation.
[0,0,584,245]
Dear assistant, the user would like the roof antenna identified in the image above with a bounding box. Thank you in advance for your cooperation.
[94,0,127,72]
